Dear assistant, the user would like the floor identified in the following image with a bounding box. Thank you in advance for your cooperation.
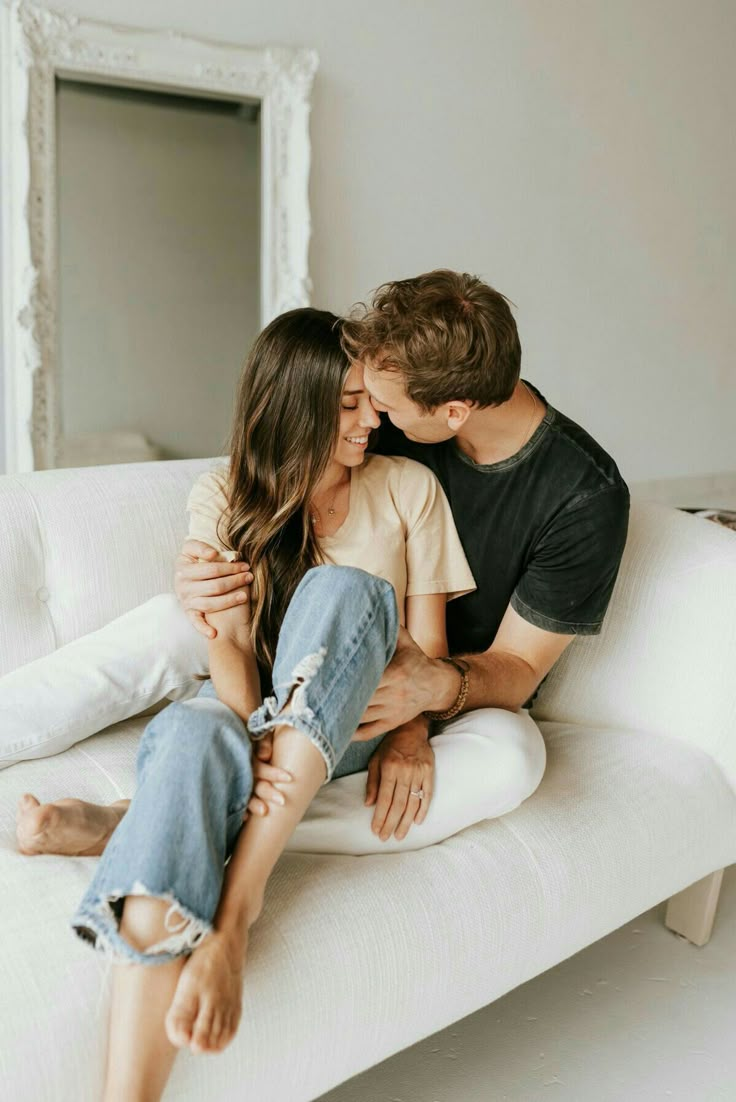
[317,867,736,1102]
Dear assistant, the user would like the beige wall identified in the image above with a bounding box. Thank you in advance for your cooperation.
[2,0,734,481]
[57,80,260,461]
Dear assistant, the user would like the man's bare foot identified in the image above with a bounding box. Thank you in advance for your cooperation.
[165,921,253,1054]
[15,793,130,856]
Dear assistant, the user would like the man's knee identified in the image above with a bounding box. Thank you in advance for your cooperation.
[146,592,193,644]
[145,592,209,681]
[440,707,546,812]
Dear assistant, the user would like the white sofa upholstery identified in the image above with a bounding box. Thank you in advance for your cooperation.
[1,459,735,1102]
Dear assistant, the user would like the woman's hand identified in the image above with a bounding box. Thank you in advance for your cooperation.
[243,733,293,820]
[174,540,253,640]
[364,718,434,841]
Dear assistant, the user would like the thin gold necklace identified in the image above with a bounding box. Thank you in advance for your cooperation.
[309,472,350,526]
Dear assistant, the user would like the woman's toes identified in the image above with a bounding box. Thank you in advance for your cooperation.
[207,1016,231,1053]
[215,1008,240,1052]
[223,1010,240,1049]
[165,987,200,1049]
[17,793,43,831]
[206,1011,223,1051]
[190,1004,216,1053]
[16,795,50,852]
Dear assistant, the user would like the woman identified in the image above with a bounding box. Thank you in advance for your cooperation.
[36,307,475,1102]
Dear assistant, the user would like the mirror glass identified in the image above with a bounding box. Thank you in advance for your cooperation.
[56,78,260,466]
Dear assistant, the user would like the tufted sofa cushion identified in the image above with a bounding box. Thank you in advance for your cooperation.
[0,458,217,675]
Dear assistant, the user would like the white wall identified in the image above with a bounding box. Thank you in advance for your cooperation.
[2,0,734,481]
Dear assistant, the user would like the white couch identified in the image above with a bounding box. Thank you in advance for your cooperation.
[1,458,735,1102]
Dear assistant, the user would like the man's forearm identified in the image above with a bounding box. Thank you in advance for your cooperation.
[462,650,538,711]
[363,614,570,736]
[429,649,539,716]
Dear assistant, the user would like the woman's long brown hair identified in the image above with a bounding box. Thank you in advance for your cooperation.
[216,308,350,670]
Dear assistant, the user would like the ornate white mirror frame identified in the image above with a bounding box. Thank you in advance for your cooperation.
[0,1,318,472]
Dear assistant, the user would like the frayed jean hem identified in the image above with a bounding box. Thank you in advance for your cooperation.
[247,646,336,782]
[247,706,336,783]
[71,882,213,967]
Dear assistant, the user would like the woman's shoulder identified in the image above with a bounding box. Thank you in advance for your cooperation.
[362,452,437,487]
[360,454,444,531]
[185,462,240,560]
[186,462,230,510]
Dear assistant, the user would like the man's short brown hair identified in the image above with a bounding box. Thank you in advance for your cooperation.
[341,269,521,411]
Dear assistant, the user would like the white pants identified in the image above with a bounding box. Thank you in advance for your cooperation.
[14,593,545,855]
[287,707,547,855]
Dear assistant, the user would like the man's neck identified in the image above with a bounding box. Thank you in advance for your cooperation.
[454,381,546,466]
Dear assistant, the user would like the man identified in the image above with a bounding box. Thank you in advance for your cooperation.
[176,270,629,841]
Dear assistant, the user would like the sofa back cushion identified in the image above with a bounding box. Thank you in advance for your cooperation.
[0,458,215,676]
[533,502,736,788]
[2,466,734,787]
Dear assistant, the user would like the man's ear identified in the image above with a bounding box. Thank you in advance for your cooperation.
[445,400,473,431]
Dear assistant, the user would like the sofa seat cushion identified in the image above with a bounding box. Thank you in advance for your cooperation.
[1,720,734,1102]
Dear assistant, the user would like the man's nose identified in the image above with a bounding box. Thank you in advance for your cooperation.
[362,403,381,430]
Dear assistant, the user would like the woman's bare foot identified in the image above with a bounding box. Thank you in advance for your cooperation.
[15,793,130,856]
[165,920,253,1054]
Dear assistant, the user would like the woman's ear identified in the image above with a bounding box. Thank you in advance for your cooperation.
[446,400,473,432]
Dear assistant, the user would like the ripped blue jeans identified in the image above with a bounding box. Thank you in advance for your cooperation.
[70,565,399,965]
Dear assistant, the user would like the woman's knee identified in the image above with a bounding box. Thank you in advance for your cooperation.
[300,565,396,614]
[284,565,399,664]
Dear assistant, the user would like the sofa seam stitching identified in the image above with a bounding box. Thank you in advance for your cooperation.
[6,476,58,651]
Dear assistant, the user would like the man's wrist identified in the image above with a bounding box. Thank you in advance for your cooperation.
[423,657,470,721]
[390,715,431,742]
[428,656,465,713]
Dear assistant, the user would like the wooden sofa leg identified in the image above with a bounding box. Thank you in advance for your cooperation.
[664,869,724,946]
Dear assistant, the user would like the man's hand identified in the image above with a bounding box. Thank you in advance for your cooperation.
[243,720,435,841]
[355,626,458,740]
[364,719,434,841]
[174,539,253,639]
[243,732,294,820]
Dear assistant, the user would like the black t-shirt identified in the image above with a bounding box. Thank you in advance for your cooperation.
[374,381,630,655]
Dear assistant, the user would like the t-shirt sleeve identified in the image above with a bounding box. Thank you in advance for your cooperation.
[511,482,630,635]
[398,459,476,601]
[185,468,240,562]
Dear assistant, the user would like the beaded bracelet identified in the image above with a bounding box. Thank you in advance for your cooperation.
[423,656,470,722]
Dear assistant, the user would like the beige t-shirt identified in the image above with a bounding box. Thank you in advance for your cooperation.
[186,453,476,623]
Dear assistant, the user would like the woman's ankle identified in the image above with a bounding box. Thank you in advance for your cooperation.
[215,889,264,936]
